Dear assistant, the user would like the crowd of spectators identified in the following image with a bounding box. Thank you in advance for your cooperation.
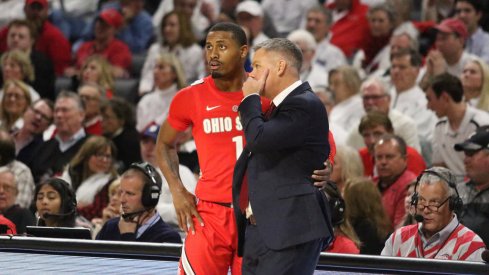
[0,0,488,263]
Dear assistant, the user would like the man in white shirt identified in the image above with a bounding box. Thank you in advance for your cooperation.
[235,0,269,59]
[390,48,437,161]
[426,73,489,181]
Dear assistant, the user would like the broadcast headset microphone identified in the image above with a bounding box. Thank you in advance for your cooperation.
[42,209,76,219]
[121,209,147,221]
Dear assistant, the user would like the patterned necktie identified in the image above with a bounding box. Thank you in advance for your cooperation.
[264,102,276,120]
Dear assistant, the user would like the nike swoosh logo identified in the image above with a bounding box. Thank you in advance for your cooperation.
[206,105,221,111]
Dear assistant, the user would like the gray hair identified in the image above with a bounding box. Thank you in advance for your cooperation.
[418,167,457,198]
[368,3,397,25]
[56,90,85,112]
[287,29,317,51]
[254,38,303,72]
[0,166,16,185]
[361,77,390,96]
[307,5,332,26]
[391,31,419,51]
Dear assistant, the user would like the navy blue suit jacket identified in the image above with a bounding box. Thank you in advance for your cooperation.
[232,82,333,256]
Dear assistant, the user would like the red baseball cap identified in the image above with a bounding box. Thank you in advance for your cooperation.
[98,9,124,29]
[434,18,468,40]
[25,0,48,8]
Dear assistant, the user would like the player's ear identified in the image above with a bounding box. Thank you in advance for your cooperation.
[240,45,249,59]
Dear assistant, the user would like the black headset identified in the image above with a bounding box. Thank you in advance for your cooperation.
[322,181,346,226]
[410,168,463,212]
[129,162,162,208]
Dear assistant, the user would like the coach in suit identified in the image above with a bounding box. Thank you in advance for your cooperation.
[232,38,333,274]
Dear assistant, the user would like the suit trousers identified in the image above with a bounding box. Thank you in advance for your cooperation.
[242,224,322,275]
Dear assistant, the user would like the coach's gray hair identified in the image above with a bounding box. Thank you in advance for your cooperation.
[56,90,85,112]
[254,38,303,72]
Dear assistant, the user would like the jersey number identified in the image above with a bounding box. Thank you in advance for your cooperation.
[232,136,243,160]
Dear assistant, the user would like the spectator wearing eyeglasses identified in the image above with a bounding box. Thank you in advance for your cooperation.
[0,79,32,133]
[14,98,53,166]
[346,77,421,152]
[454,126,489,247]
[382,167,486,261]
[59,135,118,221]
[78,83,105,136]
[426,73,489,182]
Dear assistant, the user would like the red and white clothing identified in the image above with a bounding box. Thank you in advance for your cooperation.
[75,38,132,71]
[382,216,486,261]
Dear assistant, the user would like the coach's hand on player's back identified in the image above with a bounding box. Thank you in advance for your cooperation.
[172,187,204,234]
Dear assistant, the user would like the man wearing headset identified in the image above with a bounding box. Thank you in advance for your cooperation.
[96,162,181,243]
[381,167,486,261]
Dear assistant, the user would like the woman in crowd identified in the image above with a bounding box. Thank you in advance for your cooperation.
[0,50,39,101]
[400,181,417,228]
[360,3,397,74]
[0,80,32,132]
[343,177,392,255]
[101,97,141,171]
[78,83,105,135]
[322,181,361,254]
[60,135,118,221]
[91,178,121,238]
[136,53,187,131]
[72,55,114,99]
[330,145,364,192]
[460,57,489,112]
[35,178,77,227]
[328,66,364,136]
[139,10,204,95]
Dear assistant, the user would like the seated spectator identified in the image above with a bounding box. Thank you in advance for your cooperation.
[346,77,421,152]
[140,123,197,237]
[137,53,187,132]
[27,91,88,184]
[328,65,365,136]
[326,0,369,58]
[381,167,486,261]
[357,111,426,178]
[421,0,455,22]
[139,10,204,94]
[454,0,489,64]
[420,18,474,90]
[374,134,417,228]
[357,3,396,75]
[235,0,269,60]
[304,6,347,82]
[60,135,118,221]
[72,55,115,99]
[460,57,489,112]
[5,19,55,100]
[0,129,34,209]
[427,73,489,181]
[35,178,77,227]
[344,177,392,255]
[14,98,54,166]
[329,145,364,192]
[0,80,32,133]
[101,97,141,172]
[454,126,489,246]
[390,48,437,161]
[96,162,182,243]
[322,181,360,254]
[0,167,35,234]
[0,50,40,102]
[91,178,121,238]
[79,83,105,135]
[69,9,132,79]
[0,0,71,75]
[287,30,329,89]
[79,0,153,54]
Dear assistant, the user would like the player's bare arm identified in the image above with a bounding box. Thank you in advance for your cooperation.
[156,120,204,234]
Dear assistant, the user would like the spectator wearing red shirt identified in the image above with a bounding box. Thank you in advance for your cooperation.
[358,111,426,178]
[374,134,417,228]
[71,9,132,79]
[326,0,369,58]
[0,0,71,76]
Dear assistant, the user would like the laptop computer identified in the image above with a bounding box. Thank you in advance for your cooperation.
[26,226,92,240]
